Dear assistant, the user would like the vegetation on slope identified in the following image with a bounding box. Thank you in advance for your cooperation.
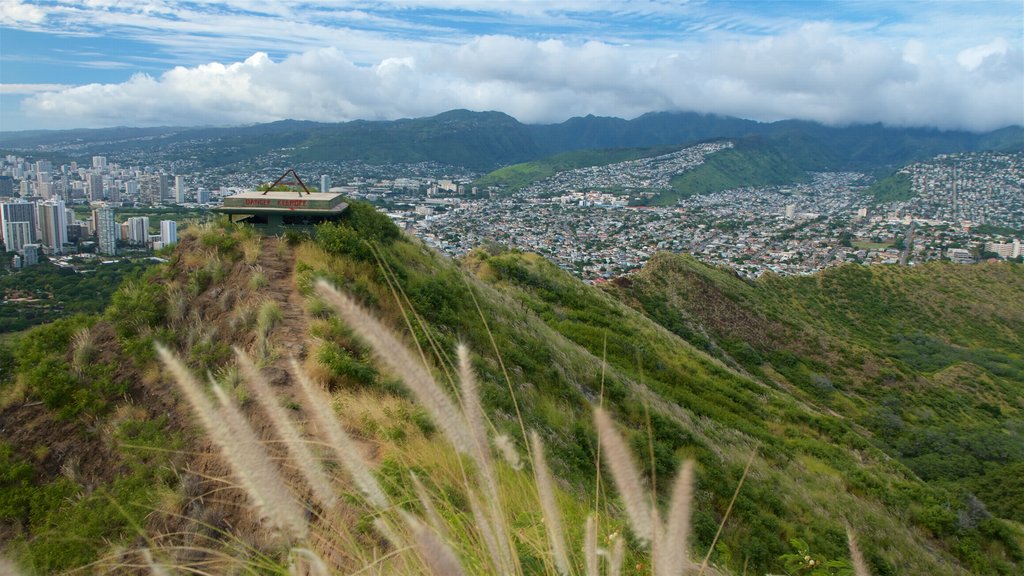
[0,213,1021,574]
[867,172,913,203]
[610,253,1024,572]
[660,136,829,204]
[473,145,681,191]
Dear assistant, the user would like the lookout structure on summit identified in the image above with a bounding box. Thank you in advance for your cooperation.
[215,169,348,234]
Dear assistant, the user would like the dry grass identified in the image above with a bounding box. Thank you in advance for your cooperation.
[141,279,873,576]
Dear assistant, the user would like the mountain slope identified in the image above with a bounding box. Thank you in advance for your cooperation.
[0,219,1021,574]
[608,253,1024,540]
[2,110,1020,173]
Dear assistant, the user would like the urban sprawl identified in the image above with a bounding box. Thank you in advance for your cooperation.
[1,145,1021,281]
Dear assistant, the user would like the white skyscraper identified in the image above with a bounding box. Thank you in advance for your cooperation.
[197,187,210,204]
[321,174,331,193]
[96,206,117,256]
[36,199,68,254]
[1,201,37,252]
[92,156,107,170]
[160,220,177,246]
[126,216,150,245]
[175,175,186,204]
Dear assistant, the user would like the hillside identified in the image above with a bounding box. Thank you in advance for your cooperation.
[2,110,1020,174]
[609,253,1024,536]
[1,218,1022,574]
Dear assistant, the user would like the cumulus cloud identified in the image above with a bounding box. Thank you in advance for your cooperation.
[0,0,46,24]
[21,25,1024,131]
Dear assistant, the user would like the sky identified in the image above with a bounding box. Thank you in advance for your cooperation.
[0,1,1022,133]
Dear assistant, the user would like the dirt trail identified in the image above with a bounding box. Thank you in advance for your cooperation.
[260,238,307,353]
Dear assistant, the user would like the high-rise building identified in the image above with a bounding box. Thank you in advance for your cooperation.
[108,180,122,204]
[126,216,150,245]
[197,187,210,204]
[160,220,177,246]
[92,156,107,170]
[321,174,331,193]
[36,199,68,254]
[1,200,37,252]
[158,174,171,204]
[138,175,160,205]
[34,160,52,176]
[2,221,33,253]
[36,172,53,200]
[0,176,13,197]
[22,243,40,266]
[175,175,186,204]
[88,173,105,201]
[96,206,117,256]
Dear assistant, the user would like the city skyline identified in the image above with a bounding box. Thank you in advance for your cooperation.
[1,1,1022,132]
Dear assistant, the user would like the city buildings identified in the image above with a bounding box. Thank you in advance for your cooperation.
[36,199,68,254]
[126,216,150,245]
[96,206,118,256]
[175,175,187,204]
[1,200,38,252]
[160,219,177,246]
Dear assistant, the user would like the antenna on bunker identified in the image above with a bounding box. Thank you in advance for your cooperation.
[262,169,311,196]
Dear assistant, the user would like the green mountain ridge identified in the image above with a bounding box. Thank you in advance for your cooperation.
[2,110,1020,173]
[0,218,1022,574]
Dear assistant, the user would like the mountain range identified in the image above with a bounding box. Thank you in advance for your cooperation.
[1,110,1021,173]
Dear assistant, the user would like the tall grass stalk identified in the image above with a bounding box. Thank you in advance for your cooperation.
[156,344,307,542]
[316,280,474,456]
[287,356,389,510]
[848,528,871,576]
[593,407,653,543]
[531,430,569,575]
[698,448,757,576]
[209,378,308,541]
[660,460,696,576]
[234,347,337,510]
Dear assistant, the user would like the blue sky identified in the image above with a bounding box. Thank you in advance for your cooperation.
[1,1,1022,132]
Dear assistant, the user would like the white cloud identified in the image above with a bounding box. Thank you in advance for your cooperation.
[958,37,1010,71]
[0,0,46,24]
[19,24,1024,131]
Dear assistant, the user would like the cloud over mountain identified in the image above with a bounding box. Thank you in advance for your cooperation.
[17,21,1024,131]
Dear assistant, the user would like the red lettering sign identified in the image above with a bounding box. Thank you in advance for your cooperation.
[243,199,272,206]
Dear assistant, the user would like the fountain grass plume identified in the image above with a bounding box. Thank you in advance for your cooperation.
[403,512,468,576]
[594,407,653,543]
[530,430,570,575]
[234,346,338,510]
[287,356,389,510]
[316,279,474,457]
[584,513,599,576]
[209,378,308,541]
[848,528,871,576]
[156,344,306,542]
[290,548,329,576]
[660,459,696,576]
